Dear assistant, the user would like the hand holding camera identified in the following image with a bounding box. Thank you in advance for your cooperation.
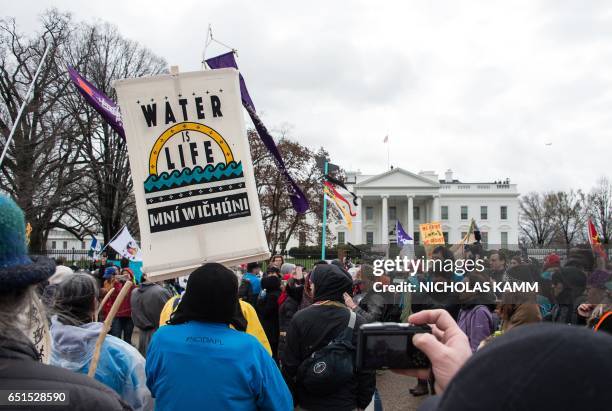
[392,309,472,393]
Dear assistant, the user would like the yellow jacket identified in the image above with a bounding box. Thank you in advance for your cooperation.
[158,296,272,355]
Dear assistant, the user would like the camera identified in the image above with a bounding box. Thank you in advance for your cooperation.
[356,323,432,370]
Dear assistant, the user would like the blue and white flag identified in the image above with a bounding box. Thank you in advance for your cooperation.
[89,236,102,259]
[396,221,413,246]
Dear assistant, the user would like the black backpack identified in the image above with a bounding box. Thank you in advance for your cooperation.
[297,309,357,395]
[238,278,257,306]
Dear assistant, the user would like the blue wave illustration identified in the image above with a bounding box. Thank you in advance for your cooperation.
[144,161,244,193]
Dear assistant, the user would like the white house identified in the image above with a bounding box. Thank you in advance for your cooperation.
[46,229,101,256]
[287,168,520,249]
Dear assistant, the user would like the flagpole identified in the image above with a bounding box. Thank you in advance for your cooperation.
[99,225,126,255]
[201,24,212,70]
[321,161,329,260]
[0,45,51,168]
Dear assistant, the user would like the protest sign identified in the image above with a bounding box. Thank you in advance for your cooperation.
[419,222,445,246]
[114,68,270,280]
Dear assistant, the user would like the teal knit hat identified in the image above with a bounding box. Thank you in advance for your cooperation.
[0,195,55,292]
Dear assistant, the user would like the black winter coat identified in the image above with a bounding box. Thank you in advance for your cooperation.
[0,337,130,411]
[278,295,301,362]
[354,291,386,323]
[257,276,281,358]
[281,304,376,411]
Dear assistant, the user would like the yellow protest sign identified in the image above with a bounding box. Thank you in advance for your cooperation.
[419,222,445,245]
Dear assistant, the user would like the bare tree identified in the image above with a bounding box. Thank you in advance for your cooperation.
[586,177,612,244]
[61,22,166,243]
[519,192,557,246]
[249,128,328,254]
[0,11,91,250]
[548,189,584,246]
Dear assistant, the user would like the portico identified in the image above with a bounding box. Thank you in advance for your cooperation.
[350,168,441,245]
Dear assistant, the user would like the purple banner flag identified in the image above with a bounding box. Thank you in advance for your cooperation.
[67,66,125,138]
[396,220,413,246]
[206,52,309,214]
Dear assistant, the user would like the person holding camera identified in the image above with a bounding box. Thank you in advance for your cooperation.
[395,309,612,410]
[282,263,375,411]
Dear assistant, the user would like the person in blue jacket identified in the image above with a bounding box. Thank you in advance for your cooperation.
[50,272,152,411]
[146,262,292,411]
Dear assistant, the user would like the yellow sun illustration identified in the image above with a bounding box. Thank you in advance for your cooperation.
[148,122,234,175]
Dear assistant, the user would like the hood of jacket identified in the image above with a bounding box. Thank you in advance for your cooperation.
[136,282,156,293]
[286,279,304,301]
[50,316,101,362]
[311,264,353,302]
[261,275,281,292]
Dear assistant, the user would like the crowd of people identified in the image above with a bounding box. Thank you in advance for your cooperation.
[1,194,612,410]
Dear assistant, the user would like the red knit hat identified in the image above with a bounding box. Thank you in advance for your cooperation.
[543,253,561,270]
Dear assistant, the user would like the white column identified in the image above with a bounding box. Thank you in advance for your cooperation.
[381,195,388,244]
[354,196,363,244]
[433,195,441,221]
[407,195,414,239]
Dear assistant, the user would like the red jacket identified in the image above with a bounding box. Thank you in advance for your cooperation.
[103,268,134,318]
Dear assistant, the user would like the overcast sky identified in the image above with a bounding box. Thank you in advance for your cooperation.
[5,0,612,193]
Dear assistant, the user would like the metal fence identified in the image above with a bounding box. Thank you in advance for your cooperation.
[34,249,94,269]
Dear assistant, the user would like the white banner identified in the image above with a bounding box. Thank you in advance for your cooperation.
[108,226,142,261]
[115,69,270,280]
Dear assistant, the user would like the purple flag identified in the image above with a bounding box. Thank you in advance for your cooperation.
[67,66,125,138]
[396,220,413,246]
[206,52,309,214]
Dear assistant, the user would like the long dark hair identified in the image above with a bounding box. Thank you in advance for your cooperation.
[53,273,99,325]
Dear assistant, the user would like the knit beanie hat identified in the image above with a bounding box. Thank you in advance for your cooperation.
[168,262,238,325]
[0,195,55,292]
[280,263,296,276]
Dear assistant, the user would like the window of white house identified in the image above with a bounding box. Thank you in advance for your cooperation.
[413,207,420,220]
[366,206,374,221]
[501,232,508,247]
[81,241,86,250]
[62,241,68,250]
[299,232,306,248]
[481,232,488,246]
[413,232,420,244]
[337,232,345,245]
[441,206,448,220]
[443,232,449,243]
[389,206,397,221]
[366,232,374,245]
[500,206,508,220]
[51,241,57,250]
[480,206,488,220]
[461,206,468,220]
[461,232,467,239]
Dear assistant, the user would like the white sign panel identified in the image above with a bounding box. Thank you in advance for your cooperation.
[115,68,270,280]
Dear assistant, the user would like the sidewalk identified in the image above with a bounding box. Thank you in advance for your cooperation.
[376,371,427,411]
